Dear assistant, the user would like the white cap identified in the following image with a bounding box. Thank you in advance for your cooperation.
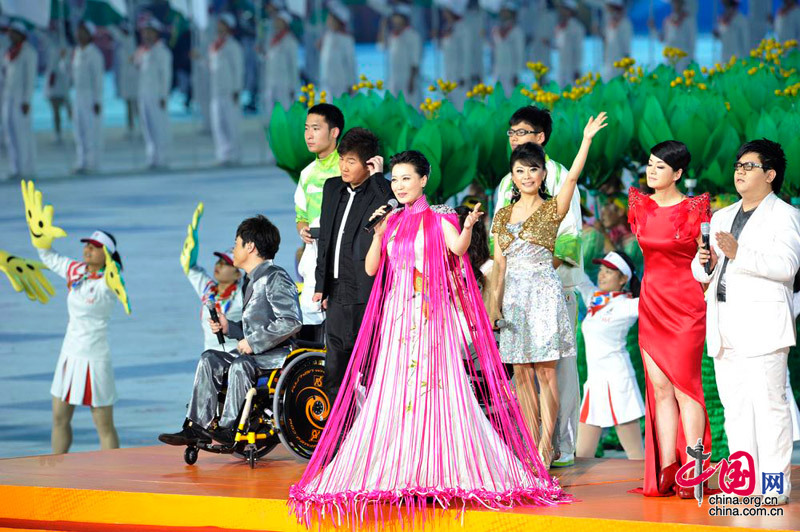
[8,20,27,35]
[81,231,117,254]
[392,5,413,18]
[438,0,467,17]
[500,0,519,12]
[141,17,164,32]
[562,0,579,11]
[327,1,351,25]
[219,13,236,29]
[593,251,632,281]
[80,21,97,36]
[276,10,293,25]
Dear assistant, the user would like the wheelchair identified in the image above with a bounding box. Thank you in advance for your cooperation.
[183,326,329,468]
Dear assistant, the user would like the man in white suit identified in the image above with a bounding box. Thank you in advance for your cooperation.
[136,18,172,169]
[2,22,37,179]
[693,139,800,505]
[209,13,244,165]
[72,21,105,173]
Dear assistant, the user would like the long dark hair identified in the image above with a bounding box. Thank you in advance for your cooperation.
[616,251,640,298]
[455,206,490,289]
[99,231,123,271]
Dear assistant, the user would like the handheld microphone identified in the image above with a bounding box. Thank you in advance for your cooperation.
[206,301,226,346]
[363,199,399,233]
[700,222,712,275]
[494,319,508,329]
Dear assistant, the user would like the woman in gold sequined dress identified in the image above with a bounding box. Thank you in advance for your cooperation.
[492,113,607,467]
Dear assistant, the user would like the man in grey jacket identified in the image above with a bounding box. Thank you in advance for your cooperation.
[159,215,302,447]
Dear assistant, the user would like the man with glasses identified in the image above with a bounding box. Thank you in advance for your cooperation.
[693,139,800,505]
[492,105,583,468]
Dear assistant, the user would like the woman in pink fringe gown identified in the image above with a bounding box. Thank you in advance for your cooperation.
[288,150,571,524]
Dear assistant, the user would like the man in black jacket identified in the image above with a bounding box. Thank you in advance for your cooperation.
[312,127,394,403]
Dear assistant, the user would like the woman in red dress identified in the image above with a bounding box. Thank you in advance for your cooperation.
[628,141,712,498]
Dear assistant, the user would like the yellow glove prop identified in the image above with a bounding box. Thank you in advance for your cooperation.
[21,180,68,250]
[104,247,131,315]
[180,201,204,275]
[0,249,55,304]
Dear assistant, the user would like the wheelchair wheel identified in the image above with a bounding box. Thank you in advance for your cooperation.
[184,446,198,465]
[232,434,279,462]
[273,351,329,460]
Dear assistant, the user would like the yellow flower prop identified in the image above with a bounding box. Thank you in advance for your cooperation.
[466,83,493,99]
[352,74,384,93]
[525,61,549,81]
[297,83,327,107]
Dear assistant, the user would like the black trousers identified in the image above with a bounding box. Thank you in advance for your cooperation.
[323,282,367,405]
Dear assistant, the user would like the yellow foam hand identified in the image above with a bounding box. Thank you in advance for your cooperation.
[180,201,204,274]
[103,246,131,315]
[21,180,67,250]
[0,249,55,304]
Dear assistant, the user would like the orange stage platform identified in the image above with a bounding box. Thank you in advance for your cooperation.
[0,446,797,532]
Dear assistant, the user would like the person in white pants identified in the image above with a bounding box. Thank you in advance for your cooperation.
[492,2,523,98]
[136,18,172,169]
[2,22,36,179]
[43,29,71,144]
[209,13,244,166]
[385,5,422,105]
[440,1,469,109]
[522,0,555,80]
[555,0,585,88]
[71,22,105,174]
[602,0,633,79]
[262,10,298,126]
[320,2,357,99]
[108,24,139,138]
[693,139,800,505]
[776,0,800,43]
[714,0,749,63]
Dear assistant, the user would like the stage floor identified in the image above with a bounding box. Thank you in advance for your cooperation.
[0,446,797,531]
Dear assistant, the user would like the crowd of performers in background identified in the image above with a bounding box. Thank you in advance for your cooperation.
[6,94,800,519]
[6,0,800,178]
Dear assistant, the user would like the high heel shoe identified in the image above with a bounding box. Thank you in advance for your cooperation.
[658,462,679,495]
[677,485,694,499]
[538,445,554,470]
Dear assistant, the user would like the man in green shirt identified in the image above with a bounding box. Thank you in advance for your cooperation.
[493,105,583,468]
[295,103,344,324]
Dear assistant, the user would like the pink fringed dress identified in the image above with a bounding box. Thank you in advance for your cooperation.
[288,197,569,525]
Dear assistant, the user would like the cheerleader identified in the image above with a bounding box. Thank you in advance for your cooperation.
[179,202,244,351]
[21,181,130,455]
[575,251,645,460]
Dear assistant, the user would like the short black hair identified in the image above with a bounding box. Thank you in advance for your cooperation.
[735,138,786,193]
[307,103,344,134]
[337,127,380,165]
[509,106,553,145]
[389,150,430,178]
[236,215,280,260]
[509,142,550,201]
[650,140,691,178]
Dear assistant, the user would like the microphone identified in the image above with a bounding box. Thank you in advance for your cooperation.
[363,199,399,233]
[206,301,226,347]
[700,222,712,275]
[494,319,508,329]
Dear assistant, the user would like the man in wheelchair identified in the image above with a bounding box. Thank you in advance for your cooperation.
[159,215,302,448]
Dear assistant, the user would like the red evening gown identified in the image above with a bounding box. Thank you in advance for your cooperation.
[628,187,712,496]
